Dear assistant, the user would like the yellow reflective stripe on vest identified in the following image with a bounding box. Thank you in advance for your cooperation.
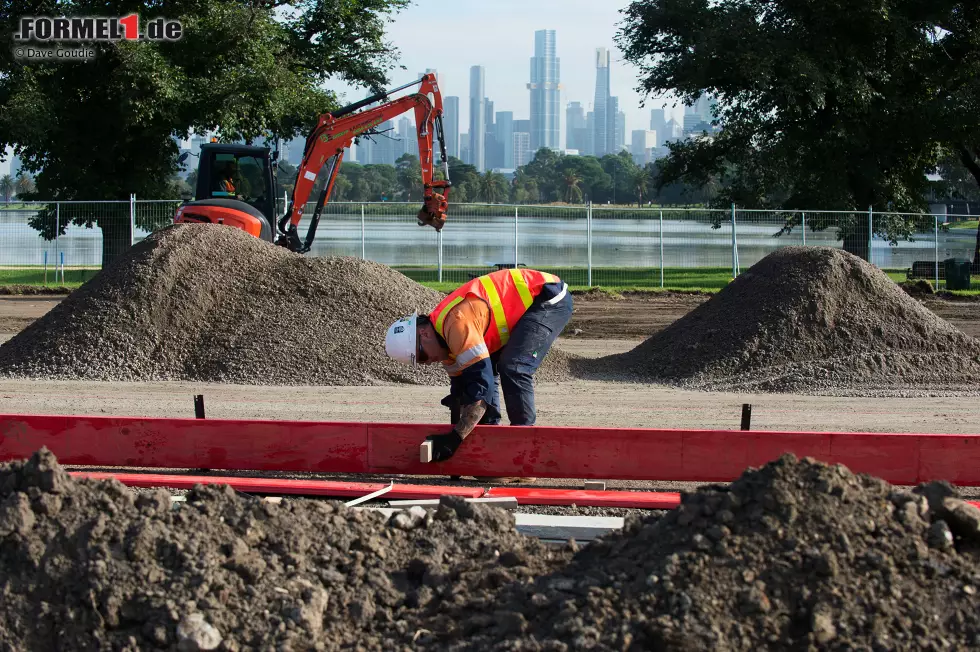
[509,268,534,309]
[542,272,560,284]
[479,275,510,346]
[434,296,464,336]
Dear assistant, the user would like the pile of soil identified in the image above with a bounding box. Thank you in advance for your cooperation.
[0,449,567,650]
[588,247,980,393]
[438,455,980,651]
[5,450,980,650]
[0,224,572,385]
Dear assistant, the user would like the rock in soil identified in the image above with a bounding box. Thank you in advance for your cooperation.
[0,224,573,385]
[585,246,980,393]
[4,449,980,650]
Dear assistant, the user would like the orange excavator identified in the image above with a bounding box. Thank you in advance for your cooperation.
[174,73,451,253]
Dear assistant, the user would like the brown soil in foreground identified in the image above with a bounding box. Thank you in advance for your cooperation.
[588,247,980,393]
[4,449,980,650]
[0,225,571,385]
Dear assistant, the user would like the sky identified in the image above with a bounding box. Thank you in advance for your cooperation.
[324,0,684,150]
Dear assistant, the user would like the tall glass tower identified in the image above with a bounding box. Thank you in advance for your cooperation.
[593,48,611,156]
[528,30,561,153]
[469,66,486,172]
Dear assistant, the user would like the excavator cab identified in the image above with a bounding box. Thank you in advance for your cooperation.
[175,144,277,242]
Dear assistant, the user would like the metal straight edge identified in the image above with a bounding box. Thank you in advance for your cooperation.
[360,204,366,260]
[934,214,940,289]
[801,211,806,246]
[344,481,394,507]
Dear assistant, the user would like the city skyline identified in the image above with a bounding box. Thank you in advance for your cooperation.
[323,0,684,152]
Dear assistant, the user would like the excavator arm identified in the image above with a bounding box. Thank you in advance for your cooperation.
[277,74,451,253]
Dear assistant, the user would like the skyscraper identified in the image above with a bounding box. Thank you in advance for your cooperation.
[650,108,668,146]
[593,48,612,156]
[496,111,515,169]
[513,132,532,168]
[631,130,657,166]
[585,111,595,156]
[566,102,587,153]
[397,117,417,159]
[444,96,460,159]
[469,66,486,171]
[615,104,626,153]
[528,29,561,152]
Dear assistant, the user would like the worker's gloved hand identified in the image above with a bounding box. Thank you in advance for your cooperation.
[425,430,463,462]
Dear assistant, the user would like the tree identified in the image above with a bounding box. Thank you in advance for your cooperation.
[562,171,583,204]
[0,175,12,204]
[395,154,422,201]
[477,172,507,204]
[629,167,650,207]
[616,0,979,258]
[0,0,409,264]
[13,172,35,198]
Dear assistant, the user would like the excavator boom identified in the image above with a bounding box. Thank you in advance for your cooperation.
[277,74,451,253]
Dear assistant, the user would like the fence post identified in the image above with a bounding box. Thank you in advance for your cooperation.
[731,203,738,278]
[514,205,519,268]
[659,209,664,289]
[130,193,136,246]
[934,213,940,289]
[587,202,593,287]
[360,204,365,260]
[868,205,873,263]
[801,211,806,245]
[55,202,60,280]
[437,229,443,283]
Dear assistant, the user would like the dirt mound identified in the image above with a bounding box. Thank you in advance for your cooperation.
[588,247,980,393]
[6,451,980,650]
[0,224,572,385]
[440,455,980,650]
[0,449,566,650]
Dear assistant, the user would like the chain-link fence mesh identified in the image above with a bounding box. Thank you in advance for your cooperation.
[1,200,977,290]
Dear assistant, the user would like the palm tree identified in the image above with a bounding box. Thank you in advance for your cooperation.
[563,171,583,204]
[0,175,13,204]
[14,172,35,199]
[630,167,651,207]
[478,171,506,204]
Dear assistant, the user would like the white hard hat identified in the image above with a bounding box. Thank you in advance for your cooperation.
[385,312,418,367]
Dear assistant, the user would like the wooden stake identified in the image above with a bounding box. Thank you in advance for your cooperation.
[420,440,433,463]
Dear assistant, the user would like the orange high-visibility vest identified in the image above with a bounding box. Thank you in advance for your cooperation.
[429,268,562,353]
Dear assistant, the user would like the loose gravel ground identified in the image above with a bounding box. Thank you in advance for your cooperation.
[586,247,980,395]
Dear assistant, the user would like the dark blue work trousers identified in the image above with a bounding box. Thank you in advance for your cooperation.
[481,283,573,426]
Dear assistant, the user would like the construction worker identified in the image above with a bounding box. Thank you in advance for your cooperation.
[214,161,238,196]
[385,268,573,463]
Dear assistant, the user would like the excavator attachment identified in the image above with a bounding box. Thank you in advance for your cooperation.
[417,192,448,231]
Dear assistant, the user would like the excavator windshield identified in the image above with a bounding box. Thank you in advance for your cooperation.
[207,152,272,217]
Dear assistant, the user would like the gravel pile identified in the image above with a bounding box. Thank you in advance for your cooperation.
[587,247,980,393]
[0,224,572,385]
[5,450,980,650]
[438,455,980,651]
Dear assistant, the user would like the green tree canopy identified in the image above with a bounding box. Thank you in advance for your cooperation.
[0,0,408,261]
[617,0,980,255]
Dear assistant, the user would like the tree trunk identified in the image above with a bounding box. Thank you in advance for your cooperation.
[954,146,980,272]
[99,216,133,268]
